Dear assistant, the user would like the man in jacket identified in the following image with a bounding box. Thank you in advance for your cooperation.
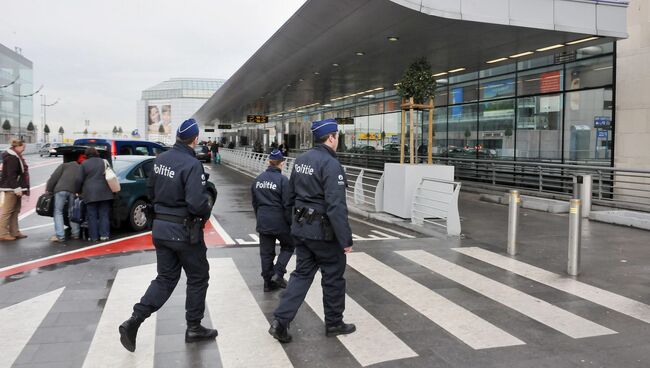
[269,119,355,343]
[46,160,82,242]
[251,149,295,292]
[0,139,30,241]
[119,118,216,352]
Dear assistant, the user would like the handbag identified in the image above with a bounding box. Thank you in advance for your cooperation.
[36,192,55,217]
[70,197,86,223]
[104,159,121,193]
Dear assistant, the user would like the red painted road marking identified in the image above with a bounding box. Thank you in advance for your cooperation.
[0,216,230,278]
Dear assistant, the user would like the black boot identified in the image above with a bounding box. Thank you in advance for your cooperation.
[119,316,143,352]
[271,274,287,289]
[268,319,292,343]
[326,322,356,337]
[185,322,218,343]
[264,279,279,292]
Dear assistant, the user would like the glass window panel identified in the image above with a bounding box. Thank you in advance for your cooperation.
[479,75,515,101]
[517,54,555,70]
[564,88,612,165]
[447,104,477,157]
[479,99,515,159]
[448,71,478,84]
[565,56,613,91]
[516,95,563,162]
[517,65,563,96]
[576,42,613,60]
[434,86,448,107]
[480,63,516,78]
[448,81,478,105]
[420,107,447,157]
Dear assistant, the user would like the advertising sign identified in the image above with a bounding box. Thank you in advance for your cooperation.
[148,104,172,135]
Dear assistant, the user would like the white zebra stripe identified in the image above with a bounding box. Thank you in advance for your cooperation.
[82,264,158,368]
[206,258,293,368]
[453,247,650,324]
[347,252,524,349]
[286,256,418,366]
[398,250,616,338]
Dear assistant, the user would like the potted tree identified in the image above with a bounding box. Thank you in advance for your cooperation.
[43,124,50,142]
[396,57,437,164]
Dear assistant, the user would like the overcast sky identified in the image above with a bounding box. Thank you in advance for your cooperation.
[2,0,306,133]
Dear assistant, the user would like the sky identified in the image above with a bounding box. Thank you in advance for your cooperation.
[2,0,306,134]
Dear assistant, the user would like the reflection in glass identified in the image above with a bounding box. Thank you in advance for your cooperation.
[516,95,563,161]
[564,88,612,164]
[480,99,515,159]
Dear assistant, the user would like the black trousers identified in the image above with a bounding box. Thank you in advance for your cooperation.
[133,238,209,323]
[259,232,295,281]
[273,238,346,327]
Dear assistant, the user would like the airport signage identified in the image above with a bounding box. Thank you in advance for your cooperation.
[218,124,232,129]
[594,116,611,128]
[335,117,354,125]
[247,115,269,123]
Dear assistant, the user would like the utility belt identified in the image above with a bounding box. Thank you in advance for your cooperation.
[294,207,334,241]
[155,213,205,244]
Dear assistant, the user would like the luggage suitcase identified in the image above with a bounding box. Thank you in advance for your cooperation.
[70,197,86,224]
[36,192,55,217]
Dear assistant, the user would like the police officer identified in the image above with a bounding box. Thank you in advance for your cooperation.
[251,149,295,292]
[269,118,356,343]
[119,118,217,352]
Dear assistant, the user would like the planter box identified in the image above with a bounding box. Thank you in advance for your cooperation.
[383,163,454,219]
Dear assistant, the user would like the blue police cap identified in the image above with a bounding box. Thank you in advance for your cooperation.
[177,118,200,140]
[311,118,338,139]
[269,149,285,161]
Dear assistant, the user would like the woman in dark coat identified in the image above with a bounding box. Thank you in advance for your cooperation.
[76,147,114,241]
[0,139,30,241]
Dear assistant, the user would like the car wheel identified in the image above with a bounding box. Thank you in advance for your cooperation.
[129,199,151,231]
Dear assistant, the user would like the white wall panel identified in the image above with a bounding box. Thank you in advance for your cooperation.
[554,0,597,34]
[510,0,555,30]
[461,0,510,25]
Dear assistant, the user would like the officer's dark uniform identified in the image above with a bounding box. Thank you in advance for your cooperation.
[119,119,216,352]
[271,119,354,340]
[251,151,295,290]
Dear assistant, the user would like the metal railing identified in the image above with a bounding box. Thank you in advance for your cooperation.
[411,177,462,236]
[292,150,650,213]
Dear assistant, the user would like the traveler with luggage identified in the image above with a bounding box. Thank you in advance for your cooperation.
[46,159,82,242]
[76,147,115,242]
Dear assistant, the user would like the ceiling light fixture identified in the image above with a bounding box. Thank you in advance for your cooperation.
[433,72,448,77]
[566,36,599,45]
[332,63,339,67]
[536,44,565,52]
[486,57,508,64]
[387,36,399,42]
[509,51,534,58]
[355,52,365,56]
[448,68,466,73]
[313,71,320,75]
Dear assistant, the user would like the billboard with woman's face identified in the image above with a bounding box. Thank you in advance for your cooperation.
[148,104,172,135]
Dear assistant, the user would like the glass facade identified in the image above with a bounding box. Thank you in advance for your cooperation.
[141,78,226,100]
[0,44,34,143]
[230,42,615,165]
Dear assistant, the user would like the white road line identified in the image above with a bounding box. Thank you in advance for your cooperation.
[286,257,417,366]
[18,208,36,221]
[20,222,54,232]
[0,288,65,368]
[398,250,617,339]
[453,247,650,325]
[235,233,260,245]
[346,252,524,350]
[82,264,158,368]
[0,232,152,276]
[209,216,236,245]
[206,258,293,368]
[348,217,416,239]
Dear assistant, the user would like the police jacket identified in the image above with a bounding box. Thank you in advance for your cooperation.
[289,144,353,249]
[251,166,291,234]
[148,143,211,242]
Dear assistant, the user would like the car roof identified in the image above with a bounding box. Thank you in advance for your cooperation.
[74,138,161,144]
[112,155,154,163]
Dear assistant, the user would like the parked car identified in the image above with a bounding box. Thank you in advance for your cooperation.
[39,143,68,157]
[347,145,376,154]
[51,146,217,231]
[73,138,167,157]
[194,145,211,163]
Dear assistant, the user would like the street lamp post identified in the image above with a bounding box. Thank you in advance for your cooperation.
[13,84,44,140]
[41,95,60,143]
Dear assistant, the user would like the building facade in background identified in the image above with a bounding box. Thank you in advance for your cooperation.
[0,43,34,144]
[137,78,225,144]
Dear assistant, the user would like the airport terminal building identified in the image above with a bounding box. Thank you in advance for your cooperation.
[195,0,645,169]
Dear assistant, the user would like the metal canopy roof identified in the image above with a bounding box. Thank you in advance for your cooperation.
[194,0,628,126]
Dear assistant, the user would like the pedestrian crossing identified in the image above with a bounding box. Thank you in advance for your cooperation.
[234,229,403,245]
[4,247,650,367]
